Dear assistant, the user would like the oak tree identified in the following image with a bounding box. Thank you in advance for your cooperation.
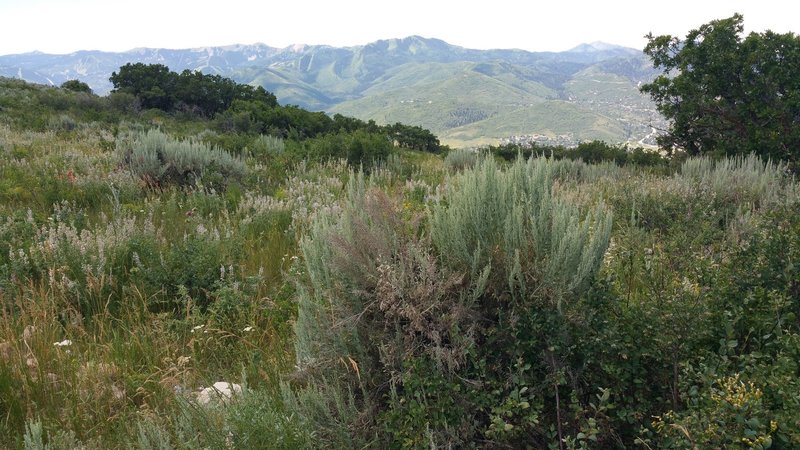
[641,14,800,165]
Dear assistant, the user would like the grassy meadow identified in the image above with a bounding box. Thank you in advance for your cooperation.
[1,77,799,449]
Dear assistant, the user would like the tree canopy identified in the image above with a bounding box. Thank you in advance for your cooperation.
[110,63,277,116]
[641,14,800,165]
[60,79,93,94]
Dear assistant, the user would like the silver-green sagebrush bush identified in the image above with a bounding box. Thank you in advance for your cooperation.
[249,133,285,158]
[443,147,479,172]
[292,155,613,446]
[115,129,246,189]
[677,153,798,208]
[430,156,613,305]
[293,170,377,371]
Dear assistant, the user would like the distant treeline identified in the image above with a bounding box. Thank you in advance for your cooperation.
[109,63,442,153]
[487,140,668,167]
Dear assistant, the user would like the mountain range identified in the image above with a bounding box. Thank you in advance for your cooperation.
[0,36,663,147]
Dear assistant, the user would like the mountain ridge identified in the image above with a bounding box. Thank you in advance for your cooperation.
[0,36,662,147]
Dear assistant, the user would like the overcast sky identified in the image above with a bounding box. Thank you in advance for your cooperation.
[1,0,798,56]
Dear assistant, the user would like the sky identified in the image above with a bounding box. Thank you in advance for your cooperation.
[1,0,798,56]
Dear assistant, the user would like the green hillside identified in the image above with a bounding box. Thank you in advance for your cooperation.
[443,101,623,145]
[238,66,337,110]
[329,60,640,147]
[329,62,554,136]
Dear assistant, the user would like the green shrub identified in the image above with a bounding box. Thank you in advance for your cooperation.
[288,129,393,168]
[60,79,92,94]
[678,153,797,209]
[115,129,246,190]
[650,374,778,449]
[443,147,478,172]
[487,141,668,168]
[249,134,285,159]
[47,114,77,132]
[292,156,613,446]
[430,155,613,303]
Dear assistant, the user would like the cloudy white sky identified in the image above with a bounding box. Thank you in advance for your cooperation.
[1,0,798,55]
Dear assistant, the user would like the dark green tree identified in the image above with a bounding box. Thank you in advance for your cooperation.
[173,70,278,117]
[641,14,800,165]
[110,64,278,117]
[388,122,441,153]
[109,63,177,110]
[60,79,92,94]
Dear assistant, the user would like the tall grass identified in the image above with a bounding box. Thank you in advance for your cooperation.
[0,125,307,448]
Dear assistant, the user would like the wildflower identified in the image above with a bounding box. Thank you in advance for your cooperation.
[242,326,254,332]
[53,339,72,347]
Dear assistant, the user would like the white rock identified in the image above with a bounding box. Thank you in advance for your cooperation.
[196,381,242,405]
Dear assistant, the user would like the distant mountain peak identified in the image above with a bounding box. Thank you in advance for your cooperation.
[568,41,633,53]
[126,47,156,54]
[287,43,308,52]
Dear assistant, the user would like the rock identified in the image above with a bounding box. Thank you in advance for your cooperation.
[195,381,242,405]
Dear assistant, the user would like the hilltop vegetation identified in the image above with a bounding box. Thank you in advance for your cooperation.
[1,15,800,448]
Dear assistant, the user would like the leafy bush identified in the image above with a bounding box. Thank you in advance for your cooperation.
[287,129,393,167]
[651,374,778,448]
[60,79,92,94]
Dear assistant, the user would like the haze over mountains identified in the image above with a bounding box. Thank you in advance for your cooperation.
[0,36,663,147]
